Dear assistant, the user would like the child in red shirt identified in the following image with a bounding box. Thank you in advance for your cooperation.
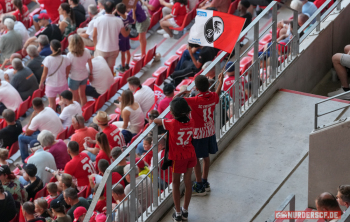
[154,97,196,222]
[177,73,223,196]
[142,136,153,166]
[159,0,188,38]
[45,182,59,206]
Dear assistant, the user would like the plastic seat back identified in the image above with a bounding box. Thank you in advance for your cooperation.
[16,96,31,119]
[144,45,157,65]
[94,91,108,112]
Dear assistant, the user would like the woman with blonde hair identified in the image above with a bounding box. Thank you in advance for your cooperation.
[39,40,71,111]
[94,132,111,172]
[58,3,76,38]
[67,34,93,106]
[113,89,144,143]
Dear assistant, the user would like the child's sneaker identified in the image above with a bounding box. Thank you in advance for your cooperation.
[192,183,207,196]
[181,208,188,221]
[203,181,211,192]
[125,64,130,70]
[116,65,125,73]
[172,212,182,222]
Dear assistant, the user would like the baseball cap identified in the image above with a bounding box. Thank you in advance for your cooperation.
[135,158,145,169]
[93,111,111,125]
[95,213,107,222]
[225,62,235,73]
[73,207,87,222]
[37,13,50,20]
[163,83,175,95]
[50,199,63,209]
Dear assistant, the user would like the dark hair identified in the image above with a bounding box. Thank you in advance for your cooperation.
[23,202,36,215]
[32,97,44,108]
[94,183,105,198]
[174,0,187,4]
[50,40,62,56]
[195,75,210,92]
[144,137,152,144]
[64,187,78,200]
[60,90,73,100]
[24,164,37,177]
[316,192,339,209]
[68,141,80,154]
[97,159,109,174]
[170,98,191,118]
[13,0,23,16]
[61,3,76,25]
[47,182,58,194]
[116,3,126,14]
[112,184,124,195]
[0,165,16,180]
[89,123,99,131]
[188,43,200,48]
[96,132,111,157]
[244,82,252,92]
[104,0,116,13]
[0,181,4,193]
[2,109,15,122]
[120,89,134,112]
[148,110,159,120]
[338,185,350,203]
[127,76,141,87]
[111,147,122,160]
[71,0,79,4]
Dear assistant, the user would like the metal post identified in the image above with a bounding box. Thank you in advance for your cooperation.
[234,41,241,119]
[253,22,259,98]
[289,195,295,222]
[129,149,136,222]
[152,126,159,207]
[215,62,221,139]
[316,13,321,32]
[106,173,112,222]
[315,104,318,130]
[293,10,299,56]
[270,4,278,79]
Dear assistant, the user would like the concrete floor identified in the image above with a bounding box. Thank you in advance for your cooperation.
[159,90,347,222]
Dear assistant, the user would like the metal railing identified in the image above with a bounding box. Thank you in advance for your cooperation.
[266,194,296,222]
[84,0,343,220]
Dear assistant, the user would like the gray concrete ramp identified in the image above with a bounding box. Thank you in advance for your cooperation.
[160,90,348,222]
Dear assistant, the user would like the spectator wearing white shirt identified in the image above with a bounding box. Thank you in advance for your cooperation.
[0,79,22,114]
[59,90,82,129]
[127,76,154,118]
[85,56,114,98]
[97,0,106,16]
[92,0,130,72]
[80,0,97,18]
[74,4,99,47]
[18,98,64,162]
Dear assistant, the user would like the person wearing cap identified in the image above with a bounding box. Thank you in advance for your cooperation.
[22,201,46,222]
[59,90,83,129]
[22,13,62,55]
[73,206,87,222]
[0,18,22,64]
[157,83,175,119]
[50,199,72,222]
[239,0,252,30]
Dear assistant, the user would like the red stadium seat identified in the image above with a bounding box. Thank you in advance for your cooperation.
[129,129,143,145]
[9,214,18,222]
[86,46,95,51]
[52,17,59,24]
[82,101,95,121]
[142,78,156,90]
[153,66,167,85]
[259,34,272,45]
[31,89,43,105]
[166,59,178,77]
[149,8,162,30]
[228,0,239,14]
[188,70,203,80]
[78,186,87,198]
[247,44,265,57]
[176,44,187,56]
[107,80,120,100]
[109,113,120,124]
[56,128,68,140]
[240,57,252,74]
[144,45,157,65]
[118,69,132,86]
[94,91,108,112]
[34,184,47,200]
[61,37,69,52]
[67,125,75,138]
[131,56,144,76]
[169,8,195,31]
[19,205,26,222]
[16,96,31,119]
[0,119,4,130]
[176,79,193,91]
[50,176,58,183]
[8,141,19,158]
[79,18,91,28]
[164,55,180,66]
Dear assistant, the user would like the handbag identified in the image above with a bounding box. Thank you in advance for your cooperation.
[47,56,64,77]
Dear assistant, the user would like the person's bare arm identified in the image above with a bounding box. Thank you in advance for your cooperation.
[22,37,37,54]
[188,46,202,69]
[25,111,38,136]
[120,27,130,37]
[39,66,48,90]
[88,58,93,81]
[58,21,68,34]
[160,0,173,8]
[122,109,130,129]
[143,0,155,11]
[93,27,97,46]
[215,72,224,95]
[66,65,71,79]
[153,118,163,125]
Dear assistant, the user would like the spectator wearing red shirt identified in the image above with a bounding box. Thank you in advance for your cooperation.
[154,98,196,221]
[141,136,153,166]
[12,0,29,25]
[94,132,111,172]
[159,0,188,38]
[64,141,96,189]
[93,183,106,213]
[176,74,223,196]
[71,114,98,153]
[158,83,175,119]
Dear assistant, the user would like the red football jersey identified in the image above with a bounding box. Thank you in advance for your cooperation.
[12,5,29,24]
[102,124,126,148]
[162,118,196,161]
[223,75,248,106]
[95,150,111,173]
[64,152,96,188]
[185,92,219,139]
[0,0,14,13]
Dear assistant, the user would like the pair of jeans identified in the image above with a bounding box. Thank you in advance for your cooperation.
[175,49,201,71]
[18,131,40,162]
[171,61,199,86]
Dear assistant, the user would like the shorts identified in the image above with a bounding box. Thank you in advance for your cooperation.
[45,84,68,98]
[136,17,150,33]
[172,156,197,174]
[192,134,218,158]
[119,37,131,52]
[68,77,88,90]
[94,49,119,68]
[340,54,350,68]
[168,18,179,28]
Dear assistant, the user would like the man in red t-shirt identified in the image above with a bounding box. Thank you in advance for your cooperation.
[176,74,223,196]
[64,141,96,189]
[158,83,175,119]
[71,114,98,153]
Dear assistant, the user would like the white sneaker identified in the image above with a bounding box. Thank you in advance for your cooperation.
[157,29,166,34]
[163,33,172,38]
[328,88,350,99]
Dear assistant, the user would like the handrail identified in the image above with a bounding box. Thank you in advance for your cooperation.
[266,194,296,222]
